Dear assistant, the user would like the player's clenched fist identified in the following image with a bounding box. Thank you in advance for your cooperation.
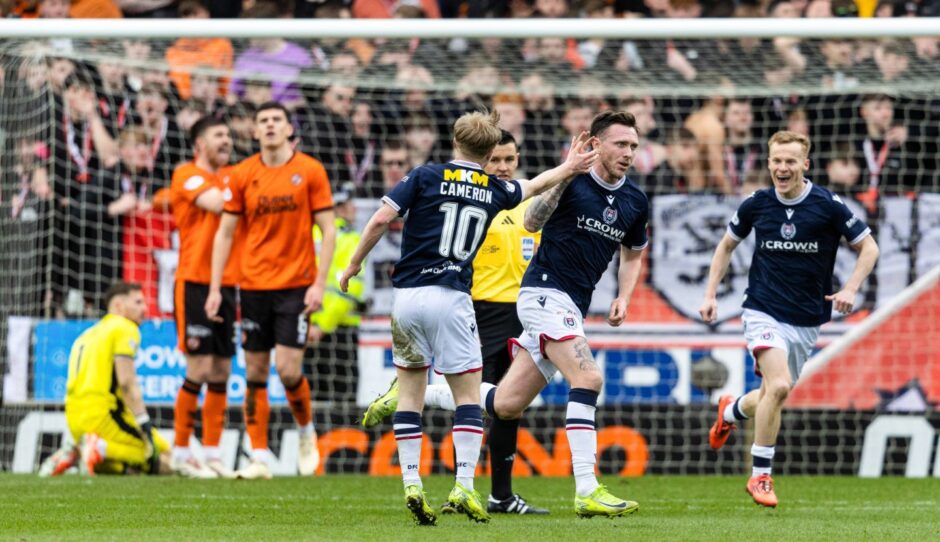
[824,288,855,314]
[699,296,718,323]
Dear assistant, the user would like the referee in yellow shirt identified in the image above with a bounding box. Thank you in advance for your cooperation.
[60,282,170,476]
[470,131,548,515]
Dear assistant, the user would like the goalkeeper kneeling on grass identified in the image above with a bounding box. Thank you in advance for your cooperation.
[40,282,171,476]
[305,184,367,404]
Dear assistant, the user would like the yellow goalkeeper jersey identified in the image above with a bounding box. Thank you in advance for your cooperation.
[64,314,141,414]
[471,198,540,303]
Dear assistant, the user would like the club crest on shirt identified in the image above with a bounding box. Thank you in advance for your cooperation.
[761,329,774,341]
[780,222,796,240]
[603,206,618,225]
[291,174,302,186]
[563,311,577,329]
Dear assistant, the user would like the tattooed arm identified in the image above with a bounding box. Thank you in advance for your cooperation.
[523,179,571,233]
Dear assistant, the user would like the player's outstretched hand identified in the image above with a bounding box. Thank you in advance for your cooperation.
[304,282,325,315]
[339,263,361,293]
[699,297,718,323]
[825,288,856,314]
[205,289,223,322]
[564,131,599,174]
[608,296,629,326]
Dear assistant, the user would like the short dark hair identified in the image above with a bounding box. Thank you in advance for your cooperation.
[189,116,227,145]
[667,127,697,145]
[105,282,142,308]
[860,93,894,105]
[382,139,407,153]
[497,129,518,150]
[254,101,291,122]
[64,72,95,91]
[589,111,637,138]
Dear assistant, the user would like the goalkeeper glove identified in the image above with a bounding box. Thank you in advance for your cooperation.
[136,413,160,475]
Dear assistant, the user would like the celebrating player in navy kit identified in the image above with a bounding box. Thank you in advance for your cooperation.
[339,110,597,526]
[499,111,648,518]
[700,130,879,508]
[361,111,650,519]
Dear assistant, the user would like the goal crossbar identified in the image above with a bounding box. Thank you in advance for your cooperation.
[1,17,938,40]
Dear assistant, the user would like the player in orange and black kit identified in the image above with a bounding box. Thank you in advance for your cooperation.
[168,117,241,479]
[206,101,336,479]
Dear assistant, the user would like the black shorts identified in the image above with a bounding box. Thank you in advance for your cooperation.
[241,287,308,351]
[174,282,236,357]
[473,300,524,385]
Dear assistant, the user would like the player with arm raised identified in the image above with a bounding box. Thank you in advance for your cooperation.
[205,101,336,479]
[357,111,645,519]
[340,110,597,526]
[700,130,879,508]
[167,117,239,479]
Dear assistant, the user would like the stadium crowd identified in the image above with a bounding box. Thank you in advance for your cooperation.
[1,0,938,317]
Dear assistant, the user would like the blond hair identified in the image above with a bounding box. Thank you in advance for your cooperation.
[453,109,502,160]
[768,130,811,157]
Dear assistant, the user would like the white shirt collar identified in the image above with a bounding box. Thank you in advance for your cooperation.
[450,159,483,170]
[589,166,626,191]
[775,178,813,205]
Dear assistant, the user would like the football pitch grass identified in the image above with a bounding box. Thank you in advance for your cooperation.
[2,474,938,541]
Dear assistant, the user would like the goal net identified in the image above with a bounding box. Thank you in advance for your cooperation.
[2,19,939,476]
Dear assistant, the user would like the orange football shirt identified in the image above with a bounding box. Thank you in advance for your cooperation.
[170,162,241,286]
[223,152,333,290]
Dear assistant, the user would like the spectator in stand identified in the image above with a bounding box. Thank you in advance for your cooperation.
[785,107,811,137]
[685,88,731,194]
[723,98,764,195]
[824,143,862,194]
[130,82,187,189]
[329,50,363,79]
[518,71,561,174]
[347,100,381,196]
[242,78,274,108]
[229,3,313,110]
[47,57,76,95]
[165,0,233,102]
[228,101,257,161]
[872,39,914,83]
[804,0,832,16]
[303,83,355,183]
[646,127,706,194]
[95,59,133,133]
[121,38,151,91]
[402,112,439,168]
[38,0,69,17]
[118,0,178,18]
[353,0,440,18]
[528,37,577,83]
[53,72,123,315]
[175,100,209,136]
[493,93,530,178]
[70,0,122,17]
[534,0,569,16]
[621,96,666,175]
[852,93,921,194]
[107,127,173,318]
[810,39,860,91]
[188,69,224,115]
[378,139,409,195]
[559,99,593,162]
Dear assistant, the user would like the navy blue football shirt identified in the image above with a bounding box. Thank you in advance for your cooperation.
[728,180,871,326]
[383,160,524,293]
[522,169,649,316]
